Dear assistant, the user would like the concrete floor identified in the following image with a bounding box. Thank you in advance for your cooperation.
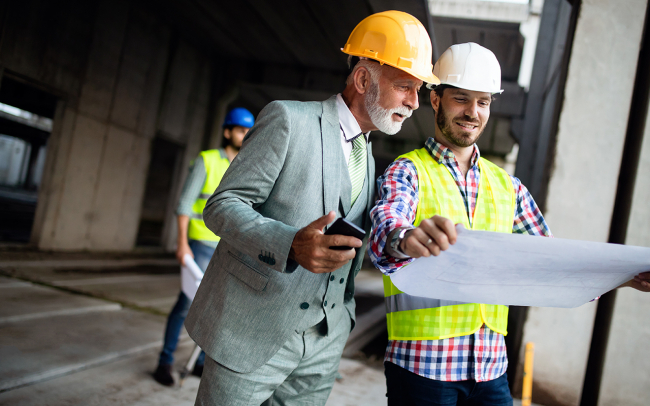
[0,253,535,406]
[0,255,390,405]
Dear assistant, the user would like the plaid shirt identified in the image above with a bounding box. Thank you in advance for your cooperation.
[369,138,552,382]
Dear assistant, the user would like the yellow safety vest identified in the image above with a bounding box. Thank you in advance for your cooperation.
[383,147,515,340]
[187,149,230,242]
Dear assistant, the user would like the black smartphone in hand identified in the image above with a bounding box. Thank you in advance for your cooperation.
[324,217,365,250]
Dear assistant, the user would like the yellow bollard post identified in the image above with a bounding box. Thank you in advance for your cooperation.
[521,342,535,406]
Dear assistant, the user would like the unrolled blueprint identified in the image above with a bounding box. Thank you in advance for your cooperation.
[389,226,650,308]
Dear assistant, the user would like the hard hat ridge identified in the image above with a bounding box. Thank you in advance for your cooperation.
[429,42,504,94]
[342,10,439,85]
[223,107,255,128]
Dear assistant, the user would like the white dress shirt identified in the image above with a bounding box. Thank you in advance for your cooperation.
[336,94,369,164]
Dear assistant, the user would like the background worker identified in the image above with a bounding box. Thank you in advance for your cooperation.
[370,42,650,406]
[185,11,439,406]
[153,107,254,386]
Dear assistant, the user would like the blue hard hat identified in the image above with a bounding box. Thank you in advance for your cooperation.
[223,107,254,128]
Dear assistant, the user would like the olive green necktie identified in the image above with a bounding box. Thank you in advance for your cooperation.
[348,134,367,205]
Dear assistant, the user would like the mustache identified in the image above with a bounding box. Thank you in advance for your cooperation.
[456,114,479,125]
[390,105,413,118]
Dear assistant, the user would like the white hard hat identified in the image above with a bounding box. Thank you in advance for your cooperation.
[427,42,503,94]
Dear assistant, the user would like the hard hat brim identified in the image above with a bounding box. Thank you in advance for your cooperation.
[342,50,440,86]
[426,81,504,94]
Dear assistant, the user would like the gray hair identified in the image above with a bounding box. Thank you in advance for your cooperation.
[345,57,382,86]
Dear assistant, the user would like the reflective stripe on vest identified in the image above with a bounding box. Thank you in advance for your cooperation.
[187,149,230,242]
[383,147,515,340]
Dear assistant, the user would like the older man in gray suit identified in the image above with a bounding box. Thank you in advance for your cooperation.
[185,11,440,406]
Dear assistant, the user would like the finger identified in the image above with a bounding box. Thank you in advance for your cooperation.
[307,255,353,273]
[429,242,441,256]
[402,228,432,258]
[432,215,457,244]
[325,234,363,249]
[307,211,337,232]
[420,237,440,256]
[320,247,356,263]
[418,219,450,251]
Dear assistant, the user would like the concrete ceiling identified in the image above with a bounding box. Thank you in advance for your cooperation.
[153,0,434,73]
[151,0,527,166]
[431,16,524,83]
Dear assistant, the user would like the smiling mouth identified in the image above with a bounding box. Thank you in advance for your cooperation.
[456,121,478,131]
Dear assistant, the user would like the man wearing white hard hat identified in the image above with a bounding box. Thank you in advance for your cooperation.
[369,42,650,405]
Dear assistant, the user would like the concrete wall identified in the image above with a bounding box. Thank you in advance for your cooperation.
[0,0,214,251]
[597,88,650,406]
[518,0,648,405]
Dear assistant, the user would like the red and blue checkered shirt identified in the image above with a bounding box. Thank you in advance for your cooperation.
[369,138,552,382]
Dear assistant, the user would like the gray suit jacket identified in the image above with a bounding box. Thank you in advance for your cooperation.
[185,95,375,373]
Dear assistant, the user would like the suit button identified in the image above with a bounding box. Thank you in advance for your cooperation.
[324,300,328,307]
[269,258,276,265]
[330,275,335,281]
[331,303,335,309]
[258,254,264,261]
[340,278,345,284]
[300,302,309,310]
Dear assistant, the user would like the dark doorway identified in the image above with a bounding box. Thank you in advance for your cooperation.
[136,136,183,247]
[0,76,58,243]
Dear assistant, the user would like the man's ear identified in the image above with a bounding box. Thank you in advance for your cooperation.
[430,90,440,114]
[223,128,231,140]
[353,67,371,95]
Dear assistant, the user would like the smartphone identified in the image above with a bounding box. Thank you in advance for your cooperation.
[324,217,365,250]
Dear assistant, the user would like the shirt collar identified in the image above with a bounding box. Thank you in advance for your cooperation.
[424,137,481,166]
[336,94,368,142]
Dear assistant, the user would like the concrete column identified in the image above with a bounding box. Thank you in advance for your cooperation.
[597,93,650,406]
[518,0,648,405]
[34,1,172,251]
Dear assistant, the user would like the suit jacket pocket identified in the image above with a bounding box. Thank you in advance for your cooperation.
[226,250,270,291]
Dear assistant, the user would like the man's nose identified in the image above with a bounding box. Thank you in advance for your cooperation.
[465,102,479,119]
[404,88,419,110]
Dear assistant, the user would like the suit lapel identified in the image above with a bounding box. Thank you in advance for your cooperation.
[321,96,349,217]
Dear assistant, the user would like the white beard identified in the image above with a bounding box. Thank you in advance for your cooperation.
[365,81,412,135]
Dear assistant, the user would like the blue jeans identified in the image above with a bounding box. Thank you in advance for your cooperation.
[385,362,513,406]
[158,240,216,366]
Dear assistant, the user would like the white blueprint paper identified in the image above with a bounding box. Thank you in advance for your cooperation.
[181,254,204,302]
[389,226,650,308]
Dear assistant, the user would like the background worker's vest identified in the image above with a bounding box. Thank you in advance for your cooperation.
[188,149,230,242]
[383,147,516,340]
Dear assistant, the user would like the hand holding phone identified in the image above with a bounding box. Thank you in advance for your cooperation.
[324,217,365,250]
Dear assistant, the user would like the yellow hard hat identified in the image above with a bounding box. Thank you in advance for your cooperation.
[342,10,439,85]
